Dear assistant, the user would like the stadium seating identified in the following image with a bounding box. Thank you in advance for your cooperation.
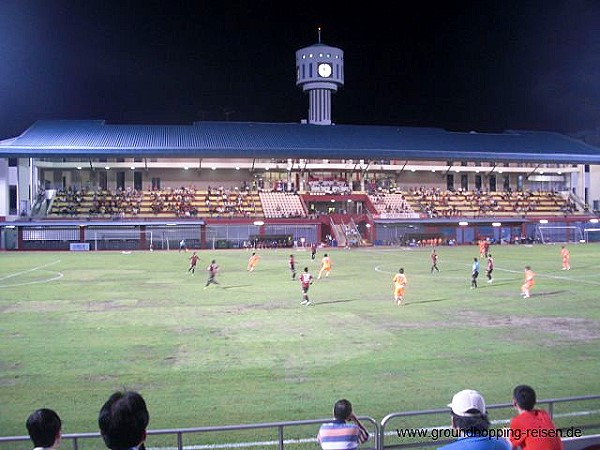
[401,189,580,218]
[48,187,264,220]
[368,193,419,218]
[46,185,581,221]
[259,192,306,218]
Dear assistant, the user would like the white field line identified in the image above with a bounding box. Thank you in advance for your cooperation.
[0,260,63,288]
[146,409,600,450]
[493,266,600,286]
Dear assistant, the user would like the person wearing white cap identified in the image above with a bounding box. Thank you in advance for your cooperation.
[438,389,510,450]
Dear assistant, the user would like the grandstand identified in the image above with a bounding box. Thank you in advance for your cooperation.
[1,181,596,250]
[0,119,599,250]
[0,30,599,248]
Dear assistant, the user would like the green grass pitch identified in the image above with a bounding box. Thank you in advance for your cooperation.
[1,244,599,446]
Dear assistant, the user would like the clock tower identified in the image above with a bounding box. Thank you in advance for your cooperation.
[295,28,344,125]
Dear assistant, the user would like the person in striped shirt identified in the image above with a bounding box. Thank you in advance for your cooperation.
[317,399,369,450]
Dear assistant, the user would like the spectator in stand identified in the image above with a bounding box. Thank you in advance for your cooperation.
[506,385,563,450]
[438,389,510,450]
[317,399,369,450]
[98,390,149,450]
[26,408,62,450]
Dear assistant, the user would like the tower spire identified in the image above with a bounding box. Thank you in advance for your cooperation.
[295,31,344,125]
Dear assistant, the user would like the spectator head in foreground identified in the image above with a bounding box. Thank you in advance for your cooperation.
[508,384,564,450]
[439,389,511,450]
[512,384,537,411]
[448,389,490,432]
[333,399,354,420]
[98,391,149,450]
[318,398,369,450]
[26,408,62,449]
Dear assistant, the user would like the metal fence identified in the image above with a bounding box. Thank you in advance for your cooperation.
[2,395,599,450]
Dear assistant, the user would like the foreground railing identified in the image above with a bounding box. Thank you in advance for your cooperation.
[2,395,599,450]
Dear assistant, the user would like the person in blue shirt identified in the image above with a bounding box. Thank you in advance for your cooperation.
[471,258,480,289]
[438,389,510,450]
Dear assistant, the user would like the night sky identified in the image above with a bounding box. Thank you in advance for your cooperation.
[1,0,600,140]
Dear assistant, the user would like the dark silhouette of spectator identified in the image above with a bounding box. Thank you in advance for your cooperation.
[98,390,149,450]
[26,408,62,449]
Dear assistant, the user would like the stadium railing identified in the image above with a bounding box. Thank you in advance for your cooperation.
[1,395,598,450]
[0,416,380,450]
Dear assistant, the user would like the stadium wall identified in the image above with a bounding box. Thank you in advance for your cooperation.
[3,216,596,251]
[0,219,323,251]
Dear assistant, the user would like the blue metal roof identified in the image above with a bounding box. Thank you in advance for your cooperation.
[1,119,599,163]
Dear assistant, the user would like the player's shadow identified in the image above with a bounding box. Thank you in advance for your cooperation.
[310,299,356,306]
[405,297,452,305]
[531,291,565,297]
[433,268,464,273]
[219,284,253,289]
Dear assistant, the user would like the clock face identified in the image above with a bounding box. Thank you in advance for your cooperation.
[318,63,332,78]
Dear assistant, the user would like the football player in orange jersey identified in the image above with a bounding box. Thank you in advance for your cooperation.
[521,266,535,299]
[392,267,407,305]
[247,252,260,272]
[317,253,332,279]
[560,245,571,270]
